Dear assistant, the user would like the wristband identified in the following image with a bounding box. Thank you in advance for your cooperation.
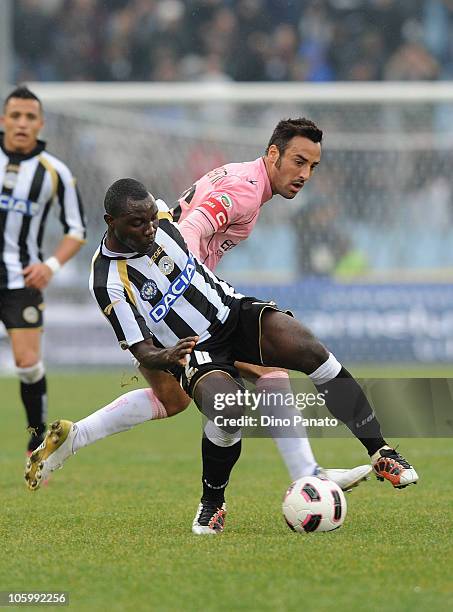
[44,256,61,275]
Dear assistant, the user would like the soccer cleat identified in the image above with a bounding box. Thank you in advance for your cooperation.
[192,500,227,535]
[371,447,419,489]
[316,465,372,492]
[24,420,76,491]
[25,450,50,487]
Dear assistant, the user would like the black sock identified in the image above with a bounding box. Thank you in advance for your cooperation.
[315,367,386,456]
[21,376,47,451]
[201,437,242,504]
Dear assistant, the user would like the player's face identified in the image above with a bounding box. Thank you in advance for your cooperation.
[1,98,44,154]
[267,136,321,199]
[112,196,159,254]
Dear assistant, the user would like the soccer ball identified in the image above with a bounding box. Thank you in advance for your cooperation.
[282,476,347,533]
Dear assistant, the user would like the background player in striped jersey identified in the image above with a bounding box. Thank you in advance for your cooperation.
[0,86,86,453]
[26,180,418,536]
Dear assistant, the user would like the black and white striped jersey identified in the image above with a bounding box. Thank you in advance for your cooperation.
[89,200,244,351]
[0,135,86,289]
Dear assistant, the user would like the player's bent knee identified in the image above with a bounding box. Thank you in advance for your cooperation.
[164,396,191,417]
[302,339,330,372]
[152,387,190,418]
[193,370,245,424]
[139,366,190,417]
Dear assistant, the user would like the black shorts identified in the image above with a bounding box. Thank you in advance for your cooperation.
[0,288,44,330]
[174,297,292,396]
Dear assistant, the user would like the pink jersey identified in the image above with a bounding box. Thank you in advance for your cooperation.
[176,157,273,271]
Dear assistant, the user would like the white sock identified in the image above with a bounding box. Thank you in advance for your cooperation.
[73,388,168,452]
[256,372,317,480]
[204,419,242,447]
[308,353,342,385]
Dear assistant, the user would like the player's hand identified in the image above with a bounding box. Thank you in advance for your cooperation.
[22,262,54,289]
[165,336,199,366]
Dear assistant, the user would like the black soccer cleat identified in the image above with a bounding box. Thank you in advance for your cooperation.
[192,499,227,535]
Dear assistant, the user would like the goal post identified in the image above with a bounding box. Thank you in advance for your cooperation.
[28,80,453,104]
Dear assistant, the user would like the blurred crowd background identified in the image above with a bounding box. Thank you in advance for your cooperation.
[9,0,453,285]
[13,0,453,84]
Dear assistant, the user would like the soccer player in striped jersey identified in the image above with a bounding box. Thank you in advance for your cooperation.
[0,86,86,452]
[26,179,418,535]
[108,118,370,492]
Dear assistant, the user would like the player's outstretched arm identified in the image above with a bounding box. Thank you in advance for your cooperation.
[131,336,198,370]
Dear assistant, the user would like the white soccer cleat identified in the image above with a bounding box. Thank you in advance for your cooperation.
[316,465,372,492]
[24,420,76,491]
[192,500,227,535]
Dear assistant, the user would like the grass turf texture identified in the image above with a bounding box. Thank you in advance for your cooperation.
[1,370,452,612]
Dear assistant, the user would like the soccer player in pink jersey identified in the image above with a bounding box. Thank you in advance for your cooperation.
[168,118,371,488]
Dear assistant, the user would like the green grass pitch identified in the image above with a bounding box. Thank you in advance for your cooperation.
[1,369,453,611]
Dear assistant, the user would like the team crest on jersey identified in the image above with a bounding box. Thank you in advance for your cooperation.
[140,279,158,301]
[212,192,233,209]
[158,256,174,276]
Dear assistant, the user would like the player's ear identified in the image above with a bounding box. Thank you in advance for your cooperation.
[104,213,114,226]
[267,144,280,165]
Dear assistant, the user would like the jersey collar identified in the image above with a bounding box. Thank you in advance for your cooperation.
[101,236,139,260]
[0,132,46,162]
[101,235,162,261]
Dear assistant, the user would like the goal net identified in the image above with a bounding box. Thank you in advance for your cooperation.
[2,82,453,367]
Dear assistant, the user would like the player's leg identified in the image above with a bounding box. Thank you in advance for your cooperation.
[258,309,418,488]
[70,365,189,450]
[191,370,244,534]
[25,371,190,491]
[236,361,317,477]
[9,329,46,453]
[235,361,371,490]
[138,365,191,415]
[4,288,47,453]
[73,369,189,449]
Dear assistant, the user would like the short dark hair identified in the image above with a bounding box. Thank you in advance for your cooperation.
[4,85,42,111]
[104,178,150,217]
[266,118,322,156]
